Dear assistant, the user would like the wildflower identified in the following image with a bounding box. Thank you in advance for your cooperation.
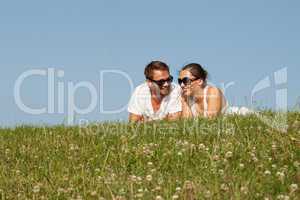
[57,188,65,194]
[147,161,153,167]
[157,177,164,185]
[289,183,298,193]
[240,186,248,194]
[239,163,245,169]
[276,194,290,200]
[130,175,137,182]
[156,195,163,200]
[212,155,220,161]
[115,196,126,200]
[268,157,272,162]
[252,156,258,163]
[172,194,179,199]
[276,171,285,181]
[225,151,233,159]
[95,168,100,173]
[199,143,206,150]
[137,176,142,182]
[204,190,211,198]
[90,191,97,196]
[155,186,161,191]
[293,161,299,168]
[69,144,75,151]
[138,188,144,193]
[264,170,271,175]
[220,183,229,191]
[146,175,153,182]
[76,195,83,200]
[5,148,10,154]
[136,193,143,198]
[175,187,181,192]
[218,169,224,175]
[33,185,40,193]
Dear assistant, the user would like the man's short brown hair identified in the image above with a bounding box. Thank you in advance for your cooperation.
[144,61,170,79]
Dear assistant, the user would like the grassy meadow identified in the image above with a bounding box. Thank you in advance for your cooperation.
[0,113,299,200]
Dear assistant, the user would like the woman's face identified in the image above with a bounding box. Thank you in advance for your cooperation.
[179,70,203,97]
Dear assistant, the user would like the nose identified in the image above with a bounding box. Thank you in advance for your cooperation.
[180,82,185,87]
[162,81,169,87]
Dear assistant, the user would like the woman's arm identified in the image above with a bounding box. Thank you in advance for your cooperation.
[206,87,223,118]
[166,111,182,121]
[181,97,194,119]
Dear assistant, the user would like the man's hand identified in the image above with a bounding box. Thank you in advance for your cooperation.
[166,111,182,121]
[129,113,144,123]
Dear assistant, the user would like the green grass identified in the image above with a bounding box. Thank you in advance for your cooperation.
[0,113,299,200]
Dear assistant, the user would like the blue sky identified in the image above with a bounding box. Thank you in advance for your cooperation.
[0,0,299,126]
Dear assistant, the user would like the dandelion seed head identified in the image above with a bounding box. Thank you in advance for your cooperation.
[225,151,233,159]
[32,185,40,193]
[90,191,97,196]
[239,163,245,169]
[289,183,298,193]
[156,195,163,200]
[146,175,152,181]
[264,170,271,175]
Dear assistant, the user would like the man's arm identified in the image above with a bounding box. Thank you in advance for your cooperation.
[166,111,182,121]
[129,113,144,123]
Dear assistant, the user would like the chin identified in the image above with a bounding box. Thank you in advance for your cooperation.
[160,88,170,96]
[184,90,192,97]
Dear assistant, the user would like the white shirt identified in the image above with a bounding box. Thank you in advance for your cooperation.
[128,82,182,121]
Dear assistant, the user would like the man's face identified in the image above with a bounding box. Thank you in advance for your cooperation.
[148,70,172,97]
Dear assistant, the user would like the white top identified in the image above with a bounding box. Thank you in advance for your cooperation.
[190,85,228,117]
[128,82,182,121]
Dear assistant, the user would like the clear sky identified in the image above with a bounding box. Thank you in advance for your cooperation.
[0,0,299,126]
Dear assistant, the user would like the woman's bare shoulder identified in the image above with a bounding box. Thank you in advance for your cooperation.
[207,86,223,97]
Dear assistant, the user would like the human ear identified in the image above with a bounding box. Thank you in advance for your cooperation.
[146,80,152,87]
[197,79,204,86]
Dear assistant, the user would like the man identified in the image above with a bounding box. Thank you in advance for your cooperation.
[128,61,182,122]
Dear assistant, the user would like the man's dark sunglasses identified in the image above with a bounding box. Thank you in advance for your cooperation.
[178,77,199,86]
[147,75,173,87]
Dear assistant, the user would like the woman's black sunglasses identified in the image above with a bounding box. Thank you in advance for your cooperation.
[147,76,173,87]
[178,77,199,86]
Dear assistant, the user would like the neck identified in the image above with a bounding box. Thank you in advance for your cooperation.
[151,93,164,102]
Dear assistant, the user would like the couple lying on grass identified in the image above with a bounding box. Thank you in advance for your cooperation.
[128,61,251,122]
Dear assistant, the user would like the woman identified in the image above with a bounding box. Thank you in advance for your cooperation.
[178,63,228,118]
